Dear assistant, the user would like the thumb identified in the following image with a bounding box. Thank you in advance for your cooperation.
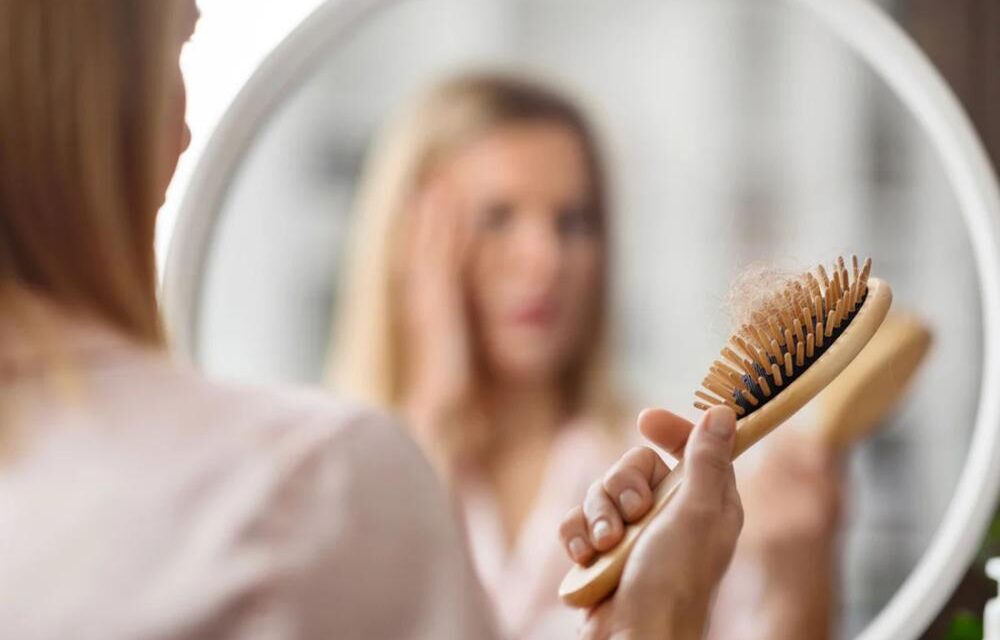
[683,406,737,503]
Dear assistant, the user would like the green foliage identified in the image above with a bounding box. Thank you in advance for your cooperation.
[944,611,983,640]
[981,510,1000,562]
[944,508,1000,638]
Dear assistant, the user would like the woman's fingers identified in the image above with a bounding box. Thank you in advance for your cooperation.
[559,506,596,564]
[560,447,664,565]
[637,408,694,460]
[435,184,462,269]
[410,178,465,268]
[559,407,739,567]
[601,447,664,522]
[412,184,441,257]
[681,406,737,505]
[446,184,474,269]
[582,480,625,551]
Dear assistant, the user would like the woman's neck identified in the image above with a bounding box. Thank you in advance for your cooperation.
[477,381,565,548]
[484,382,563,450]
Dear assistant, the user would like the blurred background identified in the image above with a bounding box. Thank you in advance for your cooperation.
[159,0,1000,637]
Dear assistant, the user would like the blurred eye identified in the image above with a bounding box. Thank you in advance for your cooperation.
[556,205,597,237]
[477,201,513,232]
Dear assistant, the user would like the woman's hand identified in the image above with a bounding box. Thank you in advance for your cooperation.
[734,430,843,639]
[559,406,744,639]
[740,429,842,568]
[401,179,479,457]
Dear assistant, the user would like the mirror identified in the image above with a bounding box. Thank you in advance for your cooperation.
[164,0,1000,638]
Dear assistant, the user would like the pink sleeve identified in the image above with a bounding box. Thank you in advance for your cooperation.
[283,409,500,640]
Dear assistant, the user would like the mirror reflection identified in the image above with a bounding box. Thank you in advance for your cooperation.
[193,0,983,637]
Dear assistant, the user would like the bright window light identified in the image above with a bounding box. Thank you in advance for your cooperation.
[157,0,327,272]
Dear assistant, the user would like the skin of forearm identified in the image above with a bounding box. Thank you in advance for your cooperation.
[760,562,836,640]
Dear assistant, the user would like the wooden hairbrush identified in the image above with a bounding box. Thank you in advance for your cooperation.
[558,256,892,608]
[815,312,931,449]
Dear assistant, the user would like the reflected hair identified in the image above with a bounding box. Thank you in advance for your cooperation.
[0,0,176,345]
[329,72,623,463]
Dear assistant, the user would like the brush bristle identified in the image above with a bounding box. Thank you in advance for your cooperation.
[694,256,872,417]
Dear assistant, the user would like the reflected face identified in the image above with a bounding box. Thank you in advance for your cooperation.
[159,0,199,200]
[441,122,603,384]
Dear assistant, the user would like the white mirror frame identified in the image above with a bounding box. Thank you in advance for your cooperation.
[163,0,1000,637]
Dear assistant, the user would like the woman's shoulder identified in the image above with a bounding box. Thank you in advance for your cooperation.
[80,343,434,526]
[74,341,436,538]
[188,379,500,638]
[81,353,500,638]
[103,347,400,444]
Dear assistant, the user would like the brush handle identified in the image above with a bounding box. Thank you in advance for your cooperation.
[558,420,763,608]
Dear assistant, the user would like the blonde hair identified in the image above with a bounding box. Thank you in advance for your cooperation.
[330,73,623,462]
[0,0,178,345]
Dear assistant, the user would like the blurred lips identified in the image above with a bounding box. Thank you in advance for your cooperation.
[510,299,558,327]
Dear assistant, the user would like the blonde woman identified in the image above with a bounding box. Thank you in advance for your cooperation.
[0,1,743,638]
[332,73,842,639]
[332,74,628,637]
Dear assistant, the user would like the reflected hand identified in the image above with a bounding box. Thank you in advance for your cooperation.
[741,430,842,557]
[735,429,843,639]
[402,179,478,459]
[559,407,744,639]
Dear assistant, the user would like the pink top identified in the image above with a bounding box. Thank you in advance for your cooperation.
[0,306,498,640]
[456,420,760,640]
[458,423,620,639]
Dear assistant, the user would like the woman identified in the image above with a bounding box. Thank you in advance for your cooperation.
[332,73,842,639]
[0,1,741,638]
[331,74,625,637]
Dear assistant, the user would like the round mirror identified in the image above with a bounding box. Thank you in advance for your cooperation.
[163,0,1000,638]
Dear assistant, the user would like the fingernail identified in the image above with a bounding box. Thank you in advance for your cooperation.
[569,537,588,560]
[592,519,612,542]
[706,408,735,438]
[619,489,643,518]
